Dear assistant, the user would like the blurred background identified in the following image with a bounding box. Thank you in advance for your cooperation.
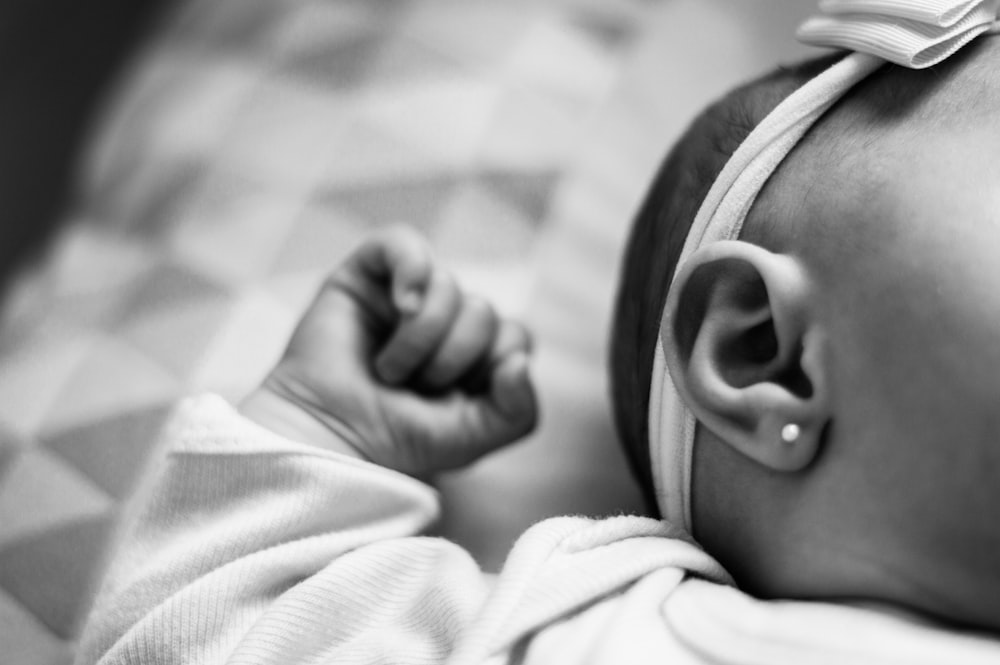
[0,0,816,662]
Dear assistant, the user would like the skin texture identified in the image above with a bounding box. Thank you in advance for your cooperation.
[686,39,1000,631]
[241,226,538,477]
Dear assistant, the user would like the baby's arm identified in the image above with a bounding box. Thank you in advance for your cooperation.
[76,228,538,665]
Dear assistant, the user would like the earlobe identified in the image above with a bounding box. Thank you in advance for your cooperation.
[663,240,829,473]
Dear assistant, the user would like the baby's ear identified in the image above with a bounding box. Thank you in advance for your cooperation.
[663,240,829,472]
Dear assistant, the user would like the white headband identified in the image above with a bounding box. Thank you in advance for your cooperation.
[649,0,1000,534]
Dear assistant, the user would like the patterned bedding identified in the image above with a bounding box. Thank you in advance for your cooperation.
[0,1,813,662]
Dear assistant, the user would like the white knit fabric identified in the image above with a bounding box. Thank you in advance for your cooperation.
[75,395,1000,663]
[648,0,1000,535]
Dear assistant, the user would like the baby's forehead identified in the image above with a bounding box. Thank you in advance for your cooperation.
[751,44,1000,250]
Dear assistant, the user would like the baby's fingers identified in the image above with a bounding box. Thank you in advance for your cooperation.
[354,226,433,311]
[378,321,538,472]
[332,225,434,326]
[455,350,539,459]
[418,295,499,390]
[491,318,533,362]
[375,266,461,384]
[488,351,538,434]
[479,321,536,439]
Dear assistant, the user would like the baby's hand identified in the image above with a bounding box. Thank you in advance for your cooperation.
[240,227,538,475]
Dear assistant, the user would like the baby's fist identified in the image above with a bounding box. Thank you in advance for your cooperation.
[241,227,538,475]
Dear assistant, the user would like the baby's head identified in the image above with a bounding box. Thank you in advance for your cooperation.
[612,37,1000,630]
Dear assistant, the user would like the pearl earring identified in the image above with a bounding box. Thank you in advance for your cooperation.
[781,423,801,443]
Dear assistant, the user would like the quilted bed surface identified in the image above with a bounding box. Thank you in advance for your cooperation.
[0,1,812,662]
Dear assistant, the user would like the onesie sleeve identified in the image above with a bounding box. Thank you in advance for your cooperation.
[75,394,491,665]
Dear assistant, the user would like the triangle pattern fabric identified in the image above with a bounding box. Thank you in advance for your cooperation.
[0,588,72,665]
[320,118,446,187]
[368,33,471,84]
[435,180,542,263]
[0,319,98,440]
[42,403,173,499]
[276,29,384,91]
[115,263,236,377]
[0,448,113,549]
[398,4,533,69]
[0,428,17,484]
[0,513,117,639]
[0,0,650,658]
[475,170,560,223]
[362,80,504,170]
[269,204,371,277]
[319,175,462,230]
[41,337,179,433]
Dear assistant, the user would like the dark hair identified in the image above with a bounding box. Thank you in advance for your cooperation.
[609,55,842,514]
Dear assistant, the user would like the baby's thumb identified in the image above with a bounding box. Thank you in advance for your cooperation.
[344,226,433,317]
[383,229,432,316]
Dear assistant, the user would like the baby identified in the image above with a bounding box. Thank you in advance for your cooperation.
[612,25,1000,632]
[77,3,1000,664]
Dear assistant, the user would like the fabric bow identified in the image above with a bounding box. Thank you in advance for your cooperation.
[798,0,1000,68]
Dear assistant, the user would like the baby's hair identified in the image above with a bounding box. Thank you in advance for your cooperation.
[609,55,840,514]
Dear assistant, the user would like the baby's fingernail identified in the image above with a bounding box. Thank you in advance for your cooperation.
[505,351,530,377]
[397,287,423,316]
[496,352,536,426]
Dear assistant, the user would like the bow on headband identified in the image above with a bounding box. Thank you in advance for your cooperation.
[648,0,1000,537]
[798,0,1000,68]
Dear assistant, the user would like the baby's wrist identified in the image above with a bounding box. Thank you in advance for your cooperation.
[239,385,366,460]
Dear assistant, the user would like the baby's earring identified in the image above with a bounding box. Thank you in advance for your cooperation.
[780,423,801,444]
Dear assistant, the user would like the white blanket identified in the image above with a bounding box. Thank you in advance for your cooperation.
[76,396,1000,664]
